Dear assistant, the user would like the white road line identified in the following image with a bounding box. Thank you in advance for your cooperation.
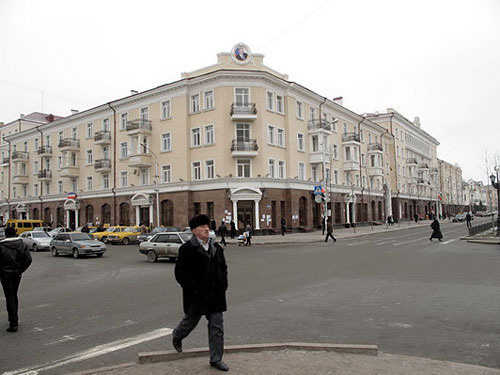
[393,237,430,246]
[2,327,173,375]
[442,239,458,245]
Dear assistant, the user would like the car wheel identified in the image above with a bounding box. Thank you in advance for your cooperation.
[96,253,103,258]
[51,247,58,257]
[123,237,130,245]
[72,248,80,259]
[147,250,157,263]
[32,244,38,252]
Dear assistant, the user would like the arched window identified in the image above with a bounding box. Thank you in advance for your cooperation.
[44,207,51,225]
[161,200,174,226]
[378,201,383,221]
[120,203,130,226]
[299,197,307,226]
[57,207,64,226]
[32,208,39,220]
[85,205,94,225]
[371,201,376,221]
[101,204,111,225]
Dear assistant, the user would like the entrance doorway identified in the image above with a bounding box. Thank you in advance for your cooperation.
[68,210,75,229]
[237,201,254,229]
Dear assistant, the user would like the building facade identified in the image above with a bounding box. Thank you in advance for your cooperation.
[438,159,464,216]
[0,44,450,230]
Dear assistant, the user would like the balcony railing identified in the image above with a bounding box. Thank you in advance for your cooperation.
[94,130,111,143]
[430,167,439,174]
[126,119,152,132]
[308,119,333,132]
[58,138,80,149]
[37,169,52,179]
[418,163,429,169]
[406,158,418,165]
[36,146,52,155]
[368,143,383,152]
[342,132,360,143]
[230,139,258,152]
[230,103,257,116]
[1,157,9,164]
[94,158,111,170]
[11,151,29,160]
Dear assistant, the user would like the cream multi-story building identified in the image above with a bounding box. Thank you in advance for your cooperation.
[463,179,487,213]
[365,109,440,220]
[0,44,437,229]
[438,159,464,216]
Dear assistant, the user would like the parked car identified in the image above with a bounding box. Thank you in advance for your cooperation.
[48,227,72,237]
[33,226,53,232]
[19,230,52,252]
[137,226,182,243]
[139,231,192,262]
[91,226,127,243]
[183,226,216,240]
[452,214,465,222]
[107,226,142,245]
[50,232,106,258]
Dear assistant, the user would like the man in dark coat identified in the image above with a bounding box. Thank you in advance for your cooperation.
[465,212,472,229]
[172,214,229,372]
[429,218,443,241]
[280,217,286,236]
[229,220,236,239]
[325,219,337,242]
[0,226,32,332]
[217,220,227,246]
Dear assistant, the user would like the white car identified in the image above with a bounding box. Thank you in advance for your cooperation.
[183,227,216,240]
[19,230,53,252]
[48,227,72,237]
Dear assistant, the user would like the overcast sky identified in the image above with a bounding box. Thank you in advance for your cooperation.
[1,0,499,183]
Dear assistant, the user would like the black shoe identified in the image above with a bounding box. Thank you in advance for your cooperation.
[334,238,337,242]
[6,326,18,332]
[429,238,432,241]
[172,337,182,353]
[210,361,229,371]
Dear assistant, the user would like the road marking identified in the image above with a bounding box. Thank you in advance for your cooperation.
[441,239,458,245]
[2,327,173,375]
[393,237,430,246]
[46,335,82,346]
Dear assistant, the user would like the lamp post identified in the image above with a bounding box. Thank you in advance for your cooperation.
[489,166,500,236]
[140,142,160,228]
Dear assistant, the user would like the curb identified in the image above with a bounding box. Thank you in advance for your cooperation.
[138,342,378,364]
[67,362,137,375]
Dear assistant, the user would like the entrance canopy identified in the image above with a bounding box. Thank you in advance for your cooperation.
[131,192,152,207]
[64,199,80,211]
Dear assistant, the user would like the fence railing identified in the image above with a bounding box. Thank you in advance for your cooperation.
[468,221,494,236]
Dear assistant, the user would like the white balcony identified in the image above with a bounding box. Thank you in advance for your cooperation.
[61,165,80,177]
[58,138,80,152]
[309,151,331,164]
[128,153,152,167]
[344,160,360,171]
[37,169,52,181]
[367,166,383,176]
[367,143,383,154]
[11,151,29,162]
[94,159,111,173]
[94,131,111,145]
[230,103,257,121]
[126,119,152,135]
[36,146,52,157]
[12,174,29,185]
[230,139,258,157]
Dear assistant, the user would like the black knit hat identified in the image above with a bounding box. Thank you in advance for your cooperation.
[189,214,210,230]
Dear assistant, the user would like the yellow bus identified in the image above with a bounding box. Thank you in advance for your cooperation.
[6,219,44,235]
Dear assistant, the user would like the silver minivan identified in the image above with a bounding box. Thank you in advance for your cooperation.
[139,232,192,262]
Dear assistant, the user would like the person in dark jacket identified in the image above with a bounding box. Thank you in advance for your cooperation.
[81,224,89,233]
[429,218,443,241]
[172,214,229,372]
[280,217,286,236]
[0,226,32,332]
[229,220,236,239]
[325,219,337,242]
[217,220,227,246]
[465,212,472,229]
[210,218,217,232]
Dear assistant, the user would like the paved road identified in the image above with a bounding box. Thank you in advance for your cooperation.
[1,220,499,374]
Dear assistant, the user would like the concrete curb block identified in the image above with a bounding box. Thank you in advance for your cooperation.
[137,342,378,364]
[67,362,137,375]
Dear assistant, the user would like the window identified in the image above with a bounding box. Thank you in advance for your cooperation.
[140,107,149,121]
[237,159,250,178]
[102,118,110,132]
[72,127,78,139]
[24,141,28,152]
[13,187,16,198]
[333,144,338,159]
[58,156,62,169]
[162,165,171,183]
[191,94,200,113]
[333,170,339,185]
[45,135,51,146]
[161,133,171,152]
[310,107,316,121]
[58,181,63,194]
[277,128,284,147]
[235,88,249,106]
[312,135,319,152]
[58,131,63,142]
[266,91,274,111]
[191,128,201,147]
[297,133,304,151]
[102,146,110,160]
[71,152,77,167]
[276,95,284,113]
[206,160,214,179]
[267,125,275,144]
[278,160,285,179]
[296,101,303,119]
[103,174,110,189]
[120,113,128,130]
[23,185,27,197]
[86,123,93,138]
[86,149,93,164]
[361,154,365,166]
[204,90,214,110]
[33,184,39,196]
[161,100,171,119]
[331,116,337,132]
[120,142,128,158]
[140,168,149,185]
[205,124,214,145]
[298,162,305,180]
[33,161,39,174]
[268,158,276,178]
[71,178,78,192]
[120,171,128,187]
[87,176,93,191]
[192,161,201,180]
[311,165,318,182]
[34,138,39,150]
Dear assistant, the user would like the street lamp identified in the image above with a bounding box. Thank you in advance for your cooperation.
[140,142,160,228]
[489,166,500,236]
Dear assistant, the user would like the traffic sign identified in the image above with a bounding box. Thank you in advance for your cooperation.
[315,194,323,203]
[313,185,323,195]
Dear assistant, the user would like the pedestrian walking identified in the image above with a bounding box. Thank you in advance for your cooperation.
[172,214,229,372]
[244,223,252,246]
[0,226,32,332]
[280,217,286,236]
[429,218,443,241]
[210,218,217,232]
[414,214,419,224]
[324,219,336,242]
[321,216,327,235]
[387,215,394,226]
[465,212,472,229]
[217,220,227,246]
[230,220,236,239]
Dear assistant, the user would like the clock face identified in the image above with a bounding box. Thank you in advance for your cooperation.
[231,43,251,65]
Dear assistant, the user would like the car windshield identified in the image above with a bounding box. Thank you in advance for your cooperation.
[71,233,92,241]
[105,227,117,232]
[150,227,165,234]
[179,233,193,242]
[33,232,50,238]
[124,227,137,232]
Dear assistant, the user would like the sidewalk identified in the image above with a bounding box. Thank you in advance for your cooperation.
[70,343,500,375]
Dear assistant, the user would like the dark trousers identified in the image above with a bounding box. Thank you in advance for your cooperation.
[173,312,224,363]
[246,237,251,246]
[220,235,227,246]
[1,275,22,327]
[466,220,472,229]
[325,233,336,242]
